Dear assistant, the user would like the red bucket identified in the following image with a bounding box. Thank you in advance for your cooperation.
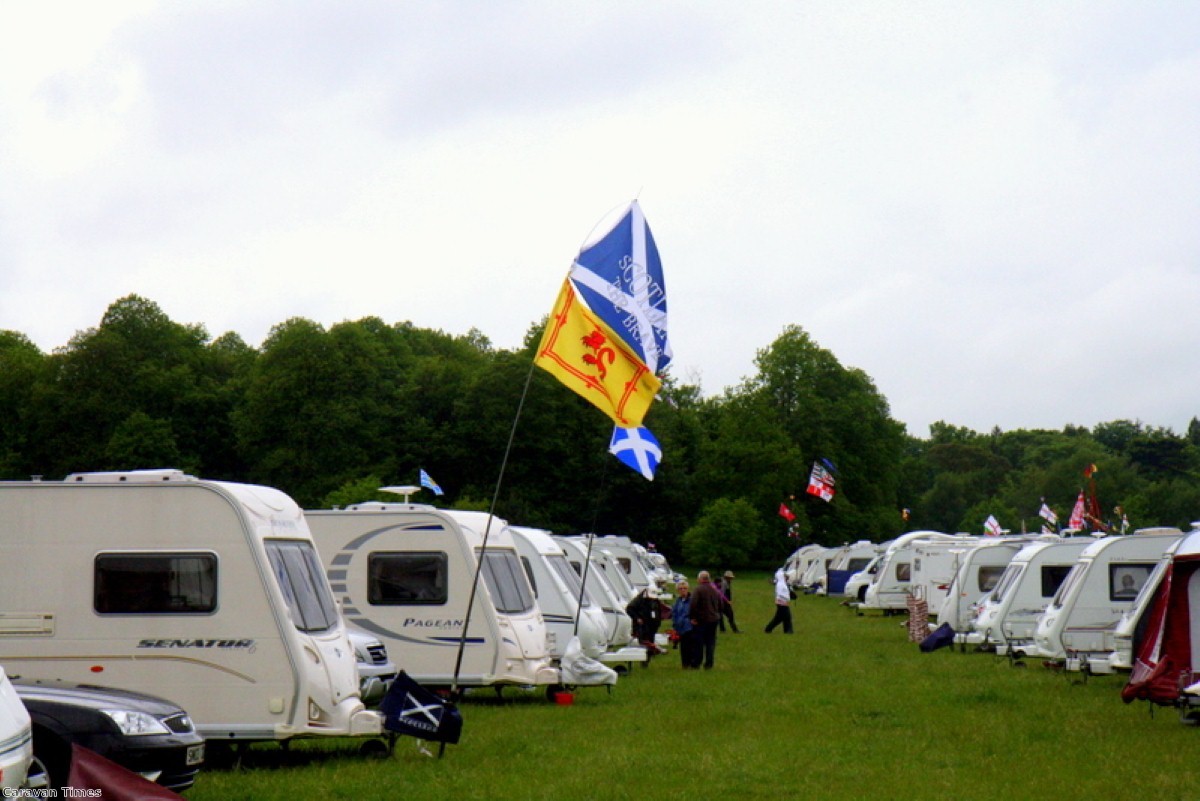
[554,691,575,706]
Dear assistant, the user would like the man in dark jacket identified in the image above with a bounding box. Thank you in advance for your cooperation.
[689,571,722,670]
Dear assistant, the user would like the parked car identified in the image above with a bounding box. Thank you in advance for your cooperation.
[0,667,34,791]
[14,679,205,793]
[347,627,398,705]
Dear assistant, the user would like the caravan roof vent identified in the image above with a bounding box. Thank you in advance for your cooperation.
[65,469,195,484]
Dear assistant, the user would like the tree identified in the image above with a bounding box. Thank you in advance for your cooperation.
[681,497,766,568]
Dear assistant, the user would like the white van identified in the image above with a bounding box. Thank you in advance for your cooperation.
[0,470,379,743]
[1032,530,1183,668]
[306,502,558,690]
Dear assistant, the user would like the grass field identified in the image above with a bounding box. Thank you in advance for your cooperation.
[186,571,1199,800]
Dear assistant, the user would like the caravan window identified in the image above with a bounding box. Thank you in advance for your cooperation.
[977,565,1006,593]
[616,557,633,575]
[1109,563,1153,601]
[478,549,535,615]
[94,552,217,614]
[547,553,591,607]
[895,562,912,582]
[367,552,448,605]
[846,558,872,573]
[989,564,1023,604]
[1050,563,1085,608]
[265,540,339,633]
[520,556,539,597]
[1041,564,1074,599]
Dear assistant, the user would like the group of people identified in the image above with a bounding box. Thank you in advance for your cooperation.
[629,568,796,670]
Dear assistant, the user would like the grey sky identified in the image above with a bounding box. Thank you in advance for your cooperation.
[2,2,1198,437]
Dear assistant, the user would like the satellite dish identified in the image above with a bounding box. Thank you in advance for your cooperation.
[379,485,422,503]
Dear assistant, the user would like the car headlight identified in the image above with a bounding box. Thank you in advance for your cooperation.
[102,709,171,736]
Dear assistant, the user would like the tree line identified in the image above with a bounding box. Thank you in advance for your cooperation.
[2,295,1198,568]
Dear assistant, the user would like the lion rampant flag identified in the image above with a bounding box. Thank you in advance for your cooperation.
[535,279,661,427]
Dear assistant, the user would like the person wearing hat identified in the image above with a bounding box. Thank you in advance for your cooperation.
[625,586,666,653]
[715,570,741,633]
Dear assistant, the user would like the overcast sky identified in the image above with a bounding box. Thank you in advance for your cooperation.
[3,2,1198,437]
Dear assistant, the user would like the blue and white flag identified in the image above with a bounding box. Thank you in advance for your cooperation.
[609,426,662,481]
[419,468,444,496]
[569,201,671,375]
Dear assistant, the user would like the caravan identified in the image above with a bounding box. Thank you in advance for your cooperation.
[822,541,880,597]
[0,470,380,743]
[861,532,961,612]
[1121,528,1200,707]
[909,536,983,616]
[306,502,558,690]
[936,537,1034,634]
[783,544,826,590]
[969,538,1097,654]
[1032,530,1182,668]
[554,536,647,667]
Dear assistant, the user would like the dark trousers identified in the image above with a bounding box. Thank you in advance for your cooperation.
[679,629,702,668]
[696,621,718,668]
[719,602,740,633]
[765,604,793,634]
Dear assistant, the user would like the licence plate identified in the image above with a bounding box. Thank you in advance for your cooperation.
[186,743,206,766]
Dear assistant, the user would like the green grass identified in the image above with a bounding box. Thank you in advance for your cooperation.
[186,571,1200,800]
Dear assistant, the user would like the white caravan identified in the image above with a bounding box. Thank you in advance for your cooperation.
[510,527,608,661]
[1104,528,1194,672]
[861,532,961,612]
[554,536,647,667]
[783,544,826,590]
[306,502,558,690]
[1032,530,1183,667]
[936,538,1034,633]
[567,535,655,596]
[909,536,983,616]
[0,471,379,743]
[822,541,880,597]
[969,538,1097,654]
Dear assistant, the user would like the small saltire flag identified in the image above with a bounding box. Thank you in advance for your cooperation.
[535,279,661,427]
[1067,491,1086,530]
[984,515,1002,537]
[569,200,671,375]
[806,461,836,502]
[381,671,463,745]
[1038,502,1057,526]
[779,503,796,523]
[609,425,662,481]
[420,469,443,496]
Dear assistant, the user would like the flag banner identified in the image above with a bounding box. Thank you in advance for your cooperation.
[68,744,186,800]
[984,515,1002,537]
[420,468,444,496]
[609,425,662,480]
[381,671,463,745]
[535,279,661,427]
[1038,502,1057,526]
[569,200,671,375]
[806,461,836,502]
[779,502,796,522]
[1067,491,1086,530]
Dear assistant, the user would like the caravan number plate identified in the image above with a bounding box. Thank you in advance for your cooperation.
[186,743,205,766]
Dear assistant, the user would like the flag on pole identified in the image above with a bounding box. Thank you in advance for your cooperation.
[984,515,1002,537]
[805,461,836,502]
[535,279,661,427]
[419,469,443,496]
[569,200,671,375]
[779,502,796,523]
[609,425,662,480]
[1038,502,1057,526]
[1067,491,1086,530]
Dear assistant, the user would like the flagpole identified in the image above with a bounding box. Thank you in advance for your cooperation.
[449,359,537,698]
[573,459,612,637]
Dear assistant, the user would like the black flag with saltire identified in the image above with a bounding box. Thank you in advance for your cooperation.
[380,671,463,745]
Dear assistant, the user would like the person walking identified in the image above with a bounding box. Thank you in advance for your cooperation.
[764,568,794,634]
[689,571,723,669]
[671,580,701,668]
[718,570,741,633]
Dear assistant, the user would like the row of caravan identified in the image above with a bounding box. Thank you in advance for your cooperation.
[0,470,672,756]
[783,526,1191,675]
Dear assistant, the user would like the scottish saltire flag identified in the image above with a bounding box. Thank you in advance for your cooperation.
[609,426,662,481]
[805,461,836,502]
[420,468,444,496]
[984,515,1002,537]
[535,279,661,427]
[569,201,671,375]
[381,671,463,745]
